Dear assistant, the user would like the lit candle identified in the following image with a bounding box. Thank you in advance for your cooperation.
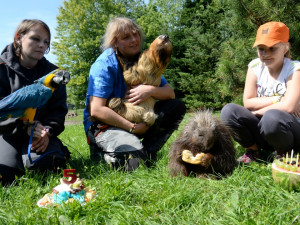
[286,152,289,162]
[297,153,299,167]
[291,149,294,163]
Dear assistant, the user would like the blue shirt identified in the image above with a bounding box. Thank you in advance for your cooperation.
[83,48,168,133]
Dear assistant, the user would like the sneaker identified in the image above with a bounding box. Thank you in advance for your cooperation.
[237,150,260,164]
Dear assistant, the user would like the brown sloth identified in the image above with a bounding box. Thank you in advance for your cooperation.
[107,34,172,126]
[168,110,237,178]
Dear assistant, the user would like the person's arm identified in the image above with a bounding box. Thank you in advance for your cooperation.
[28,84,67,152]
[243,67,275,111]
[253,70,300,116]
[32,60,66,137]
[89,96,149,135]
[126,83,175,105]
[38,85,68,136]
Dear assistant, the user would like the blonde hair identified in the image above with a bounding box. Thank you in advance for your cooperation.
[277,42,291,59]
[14,19,51,57]
[283,43,291,59]
[102,17,143,50]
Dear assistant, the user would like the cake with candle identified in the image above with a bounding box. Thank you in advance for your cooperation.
[37,169,97,207]
[272,150,300,191]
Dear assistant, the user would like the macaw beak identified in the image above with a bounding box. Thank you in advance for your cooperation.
[52,70,70,85]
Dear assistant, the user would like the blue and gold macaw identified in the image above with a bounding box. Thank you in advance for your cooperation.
[0,69,70,123]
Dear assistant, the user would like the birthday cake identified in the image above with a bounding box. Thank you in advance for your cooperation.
[37,169,96,207]
[272,151,300,191]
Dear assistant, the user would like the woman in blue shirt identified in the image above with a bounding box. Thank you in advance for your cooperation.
[83,17,186,171]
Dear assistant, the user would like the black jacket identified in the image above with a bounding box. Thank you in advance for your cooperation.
[0,44,68,136]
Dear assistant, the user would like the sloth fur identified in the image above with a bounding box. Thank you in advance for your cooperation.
[108,35,172,126]
[168,110,237,178]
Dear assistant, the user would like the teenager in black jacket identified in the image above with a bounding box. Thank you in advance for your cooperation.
[0,19,70,185]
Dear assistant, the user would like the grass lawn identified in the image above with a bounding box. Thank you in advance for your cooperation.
[0,111,300,224]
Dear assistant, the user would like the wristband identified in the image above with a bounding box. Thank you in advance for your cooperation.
[129,123,136,133]
[273,95,283,104]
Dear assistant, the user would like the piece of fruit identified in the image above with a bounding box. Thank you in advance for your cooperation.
[182,150,205,165]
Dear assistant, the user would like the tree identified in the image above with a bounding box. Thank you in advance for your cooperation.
[169,0,228,109]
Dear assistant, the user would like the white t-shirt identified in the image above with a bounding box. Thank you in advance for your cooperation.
[249,57,300,97]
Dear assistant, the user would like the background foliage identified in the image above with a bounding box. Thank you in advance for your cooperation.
[53,0,300,109]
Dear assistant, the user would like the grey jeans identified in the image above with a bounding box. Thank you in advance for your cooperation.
[95,127,144,164]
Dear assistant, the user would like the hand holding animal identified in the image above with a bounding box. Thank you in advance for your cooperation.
[108,35,172,126]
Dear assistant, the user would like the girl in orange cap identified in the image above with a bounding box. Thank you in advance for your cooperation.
[220,21,300,163]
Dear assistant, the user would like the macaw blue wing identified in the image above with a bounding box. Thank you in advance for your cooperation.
[0,69,70,122]
[0,84,52,121]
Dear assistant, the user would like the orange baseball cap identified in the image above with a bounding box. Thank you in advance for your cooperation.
[253,21,289,48]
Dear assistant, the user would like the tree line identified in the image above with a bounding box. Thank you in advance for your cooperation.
[53,0,300,110]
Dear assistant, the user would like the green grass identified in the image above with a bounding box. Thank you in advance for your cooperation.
[1,114,300,224]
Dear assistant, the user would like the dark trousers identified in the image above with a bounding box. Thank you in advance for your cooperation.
[0,134,69,185]
[141,99,186,159]
[220,103,300,154]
